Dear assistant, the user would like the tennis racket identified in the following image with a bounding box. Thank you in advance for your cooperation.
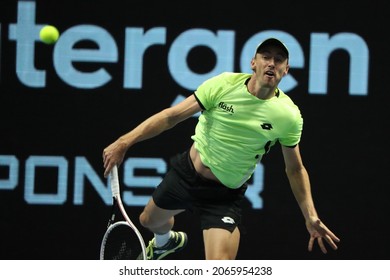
[100,165,147,260]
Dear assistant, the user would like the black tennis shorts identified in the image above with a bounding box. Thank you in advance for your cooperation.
[152,149,248,233]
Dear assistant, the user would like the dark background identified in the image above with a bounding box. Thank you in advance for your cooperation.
[0,0,388,260]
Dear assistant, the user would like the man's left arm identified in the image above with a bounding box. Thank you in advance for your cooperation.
[281,145,340,253]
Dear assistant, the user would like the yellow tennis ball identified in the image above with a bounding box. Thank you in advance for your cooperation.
[39,25,60,44]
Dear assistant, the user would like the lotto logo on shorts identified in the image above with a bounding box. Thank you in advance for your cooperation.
[221,216,235,224]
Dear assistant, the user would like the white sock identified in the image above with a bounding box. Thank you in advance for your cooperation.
[154,231,172,248]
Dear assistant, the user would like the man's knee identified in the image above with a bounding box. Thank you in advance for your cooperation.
[139,211,151,228]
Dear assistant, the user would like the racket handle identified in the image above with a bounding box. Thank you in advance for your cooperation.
[110,165,120,196]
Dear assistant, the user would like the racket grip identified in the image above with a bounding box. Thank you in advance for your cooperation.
[110,165,120,196]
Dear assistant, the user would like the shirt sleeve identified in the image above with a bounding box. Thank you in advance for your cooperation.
[193,73,227,110]
[279,114,303,147]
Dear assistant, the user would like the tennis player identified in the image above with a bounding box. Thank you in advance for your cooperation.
[103,38,340,260]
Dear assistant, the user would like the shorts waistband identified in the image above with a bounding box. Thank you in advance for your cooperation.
[185,149,225,185]
[169,149,221,187]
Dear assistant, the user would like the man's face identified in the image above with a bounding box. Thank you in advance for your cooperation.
[251,46,289,88]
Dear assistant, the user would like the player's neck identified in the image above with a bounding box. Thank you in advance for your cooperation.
[246,76,277,100]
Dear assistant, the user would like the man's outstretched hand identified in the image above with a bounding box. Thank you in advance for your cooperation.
[306,218,340,253]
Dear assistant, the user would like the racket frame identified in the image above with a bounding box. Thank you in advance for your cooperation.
[100,165,147,260]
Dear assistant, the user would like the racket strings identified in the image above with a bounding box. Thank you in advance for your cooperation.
[101,222,140,260]
[115,240,132,260]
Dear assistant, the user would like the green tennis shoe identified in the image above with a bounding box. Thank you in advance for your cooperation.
[138,231,188,260]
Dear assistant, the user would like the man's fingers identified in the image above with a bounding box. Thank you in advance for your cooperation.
[318,237,328,254]
[324,235,339,250]
[308,237,314,252]
[104,163,113,178]
[328,231,341,243]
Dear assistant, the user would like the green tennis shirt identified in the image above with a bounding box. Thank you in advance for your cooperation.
[191,72,303,188]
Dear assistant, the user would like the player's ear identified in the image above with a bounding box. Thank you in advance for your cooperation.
[250,57,256,70]
[283,64,290,76]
